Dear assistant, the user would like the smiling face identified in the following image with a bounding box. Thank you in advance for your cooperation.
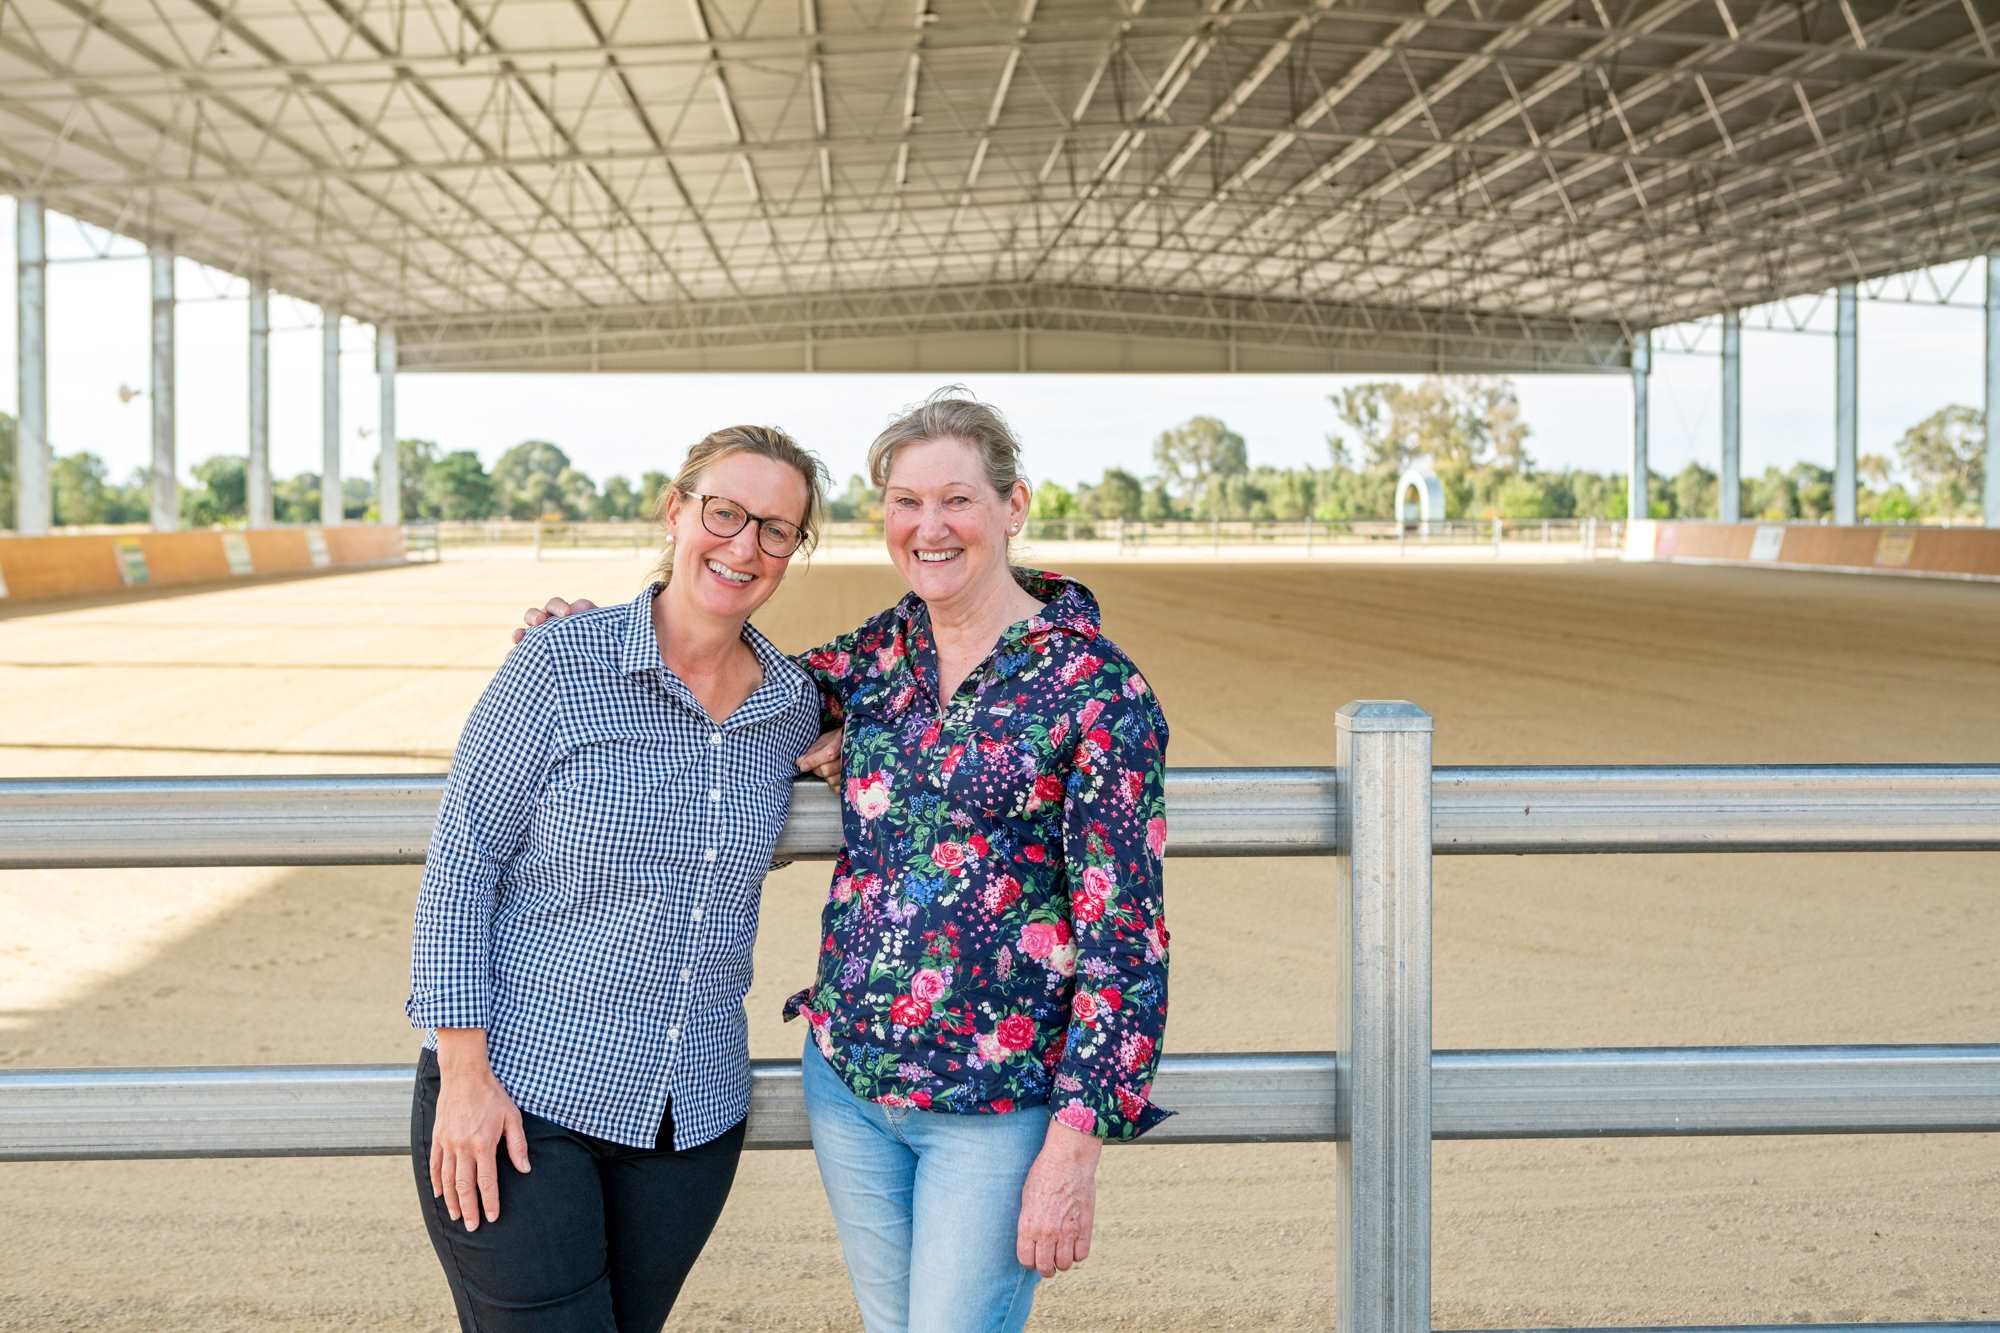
[881,436,1030,610]
[663,450,812,624]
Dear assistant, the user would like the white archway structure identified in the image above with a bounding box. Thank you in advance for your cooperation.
[1396,466,1446,538]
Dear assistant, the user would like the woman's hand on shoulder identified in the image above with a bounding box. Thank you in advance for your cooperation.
[510,596,597,645]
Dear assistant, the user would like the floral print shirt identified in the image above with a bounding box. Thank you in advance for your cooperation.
[783,571,1171,1140]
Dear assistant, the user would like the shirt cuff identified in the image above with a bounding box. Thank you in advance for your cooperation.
[405,988,489,1032]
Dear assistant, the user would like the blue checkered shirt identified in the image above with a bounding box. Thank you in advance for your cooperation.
[406,585,821,1149]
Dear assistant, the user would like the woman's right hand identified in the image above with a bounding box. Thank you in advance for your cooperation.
[429,1029,531,1231]
[511,596,597,645]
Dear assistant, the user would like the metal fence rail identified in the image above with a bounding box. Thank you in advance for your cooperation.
[6,763,1999,869]
[4,702,1996,1333]
[6,1045,1996,1163]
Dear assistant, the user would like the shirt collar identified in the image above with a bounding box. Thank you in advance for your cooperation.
[891,569,1102,647]
[622,583,815,710]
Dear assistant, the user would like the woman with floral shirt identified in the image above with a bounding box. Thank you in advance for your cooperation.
[517,392,1169,1333]
[784,392,1170,1332]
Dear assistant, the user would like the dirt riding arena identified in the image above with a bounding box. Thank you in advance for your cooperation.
[2,551,1996,1330]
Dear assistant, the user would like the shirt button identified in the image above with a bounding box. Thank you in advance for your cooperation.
[710,732,723,746]
[666,1026,680,1041]
[680,967,693,982]
[709,788,721,802]
[703,847,717,862]
[691,908,704,922]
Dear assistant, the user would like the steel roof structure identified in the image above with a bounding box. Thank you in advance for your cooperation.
[4,0,1997,374]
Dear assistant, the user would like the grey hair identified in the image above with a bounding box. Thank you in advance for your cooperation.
[866,386,1028,500]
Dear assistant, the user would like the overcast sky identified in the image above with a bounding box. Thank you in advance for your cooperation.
[1,197,1988,496]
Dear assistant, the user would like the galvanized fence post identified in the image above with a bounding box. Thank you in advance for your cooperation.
[1335,701,1434,1333]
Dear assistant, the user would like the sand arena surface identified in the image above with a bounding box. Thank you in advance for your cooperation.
[2,553,1997,1330]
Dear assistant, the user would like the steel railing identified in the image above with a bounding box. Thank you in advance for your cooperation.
[3,703,1998,1333]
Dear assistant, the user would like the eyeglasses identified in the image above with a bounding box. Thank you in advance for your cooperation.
[683,490,808,559]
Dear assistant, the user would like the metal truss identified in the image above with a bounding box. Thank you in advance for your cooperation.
[1,0,1993,373]
[391,280,1630,373]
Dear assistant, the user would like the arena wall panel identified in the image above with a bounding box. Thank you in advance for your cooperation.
[1638,522,2000,583]
[0,527,407,604]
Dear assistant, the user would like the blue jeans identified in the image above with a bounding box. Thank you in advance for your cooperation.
[802,1037,1050,1333]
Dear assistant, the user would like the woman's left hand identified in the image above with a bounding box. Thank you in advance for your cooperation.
[1016,1122,1103,1278]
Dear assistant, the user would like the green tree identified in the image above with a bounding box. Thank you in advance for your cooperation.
[825,473,876,522]
[52,451,114,526]
[1152,416,1247,517]
[1031,481,1076,520]
[491,440,574,519]
[639,470,673,517]
[596,474,642,520]
[556,467,598,520]
[1745,466,1796,520]
[343,475,375,521]
[0,411,14,528]
[1789,462,1833,521]
[1894,404,1985,518]
[1493,473,1558,519]
[182,455,248,527]
[1088,467,1145,520]
[424,450,494,519]
[378,438,440,520]
[1670,462,1718,519]
[275,473,321,524]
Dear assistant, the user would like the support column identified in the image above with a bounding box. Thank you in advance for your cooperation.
[321,308,342,526]
[1629,331,1650,521]
[1721,310,1742,522]
[1985,253,1998,528]
[15,199,50,534]
[247,283,272,529]
[376,326,399,526]
[1334,701,1433,1333]
[1836,281,1858,525]
[149,247,177,532]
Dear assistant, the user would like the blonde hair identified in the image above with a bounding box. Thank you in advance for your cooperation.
[866,386,1027,500]
[650,425,830,585]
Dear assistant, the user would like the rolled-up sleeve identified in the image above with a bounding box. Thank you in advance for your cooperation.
[1053,691,1171,1141]
[406,633,559,1031]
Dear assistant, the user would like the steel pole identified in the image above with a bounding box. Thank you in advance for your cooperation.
[14,199,50,534]
[1721,310,1742,522]
[149,248,177,532]
[1985,254,1998,528]
[1334,701,1433,1333]
[376,327,398,526]
[1835,282,1858,525]
[321,309,341,526]
[1629,332,1650,521]
[247,283,272,529]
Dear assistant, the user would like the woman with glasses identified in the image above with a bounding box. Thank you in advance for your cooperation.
[517,390,1172,1333]
[407,425,833,1333]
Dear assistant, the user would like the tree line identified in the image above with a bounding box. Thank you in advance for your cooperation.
[0,384,1986,530]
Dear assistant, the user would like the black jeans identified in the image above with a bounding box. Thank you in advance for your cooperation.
[411,1048,746,1332]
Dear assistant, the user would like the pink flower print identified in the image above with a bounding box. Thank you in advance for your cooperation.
[1082,864,1116,898]
[1123,672,1151,698]
[975,1031,1008,1065]
[909,968,947,1003]
[806,648,851,679]
[1145,816,1168,859]
[1055,1100,1097,1135]
[1058,653,1104,686]
[847,771,892,822]
[931,840,967,874]
[1019,919,1070,960]
[1077,698,1105,730]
